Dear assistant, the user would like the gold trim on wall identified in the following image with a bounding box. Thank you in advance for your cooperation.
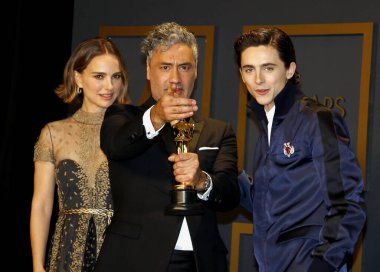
[235,22,373,272]
[99,25,214,117]
[230,222,254,272]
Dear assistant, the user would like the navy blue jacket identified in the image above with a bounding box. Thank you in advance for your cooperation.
[239,82,366,272]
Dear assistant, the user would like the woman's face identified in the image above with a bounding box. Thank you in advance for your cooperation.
[75,54,122,112]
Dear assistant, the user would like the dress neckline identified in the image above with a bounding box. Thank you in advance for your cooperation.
[72,109,105,125]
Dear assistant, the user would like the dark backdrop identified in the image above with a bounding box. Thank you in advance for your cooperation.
[3,1,74,270]
[4,1,380,271]
[71,1,380,271]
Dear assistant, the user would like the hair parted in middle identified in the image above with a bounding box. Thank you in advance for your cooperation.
[55,37,130,104]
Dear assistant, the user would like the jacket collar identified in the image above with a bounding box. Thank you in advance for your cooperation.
[250,81,304,122]
[142,96,156,110]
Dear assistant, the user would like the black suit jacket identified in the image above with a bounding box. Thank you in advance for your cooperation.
[95,97,240,272]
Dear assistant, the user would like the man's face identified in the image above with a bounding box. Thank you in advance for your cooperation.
[147,43,197,100]
[239,45,295,112]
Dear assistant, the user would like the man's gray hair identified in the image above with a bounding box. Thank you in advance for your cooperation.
[141,22,198,64]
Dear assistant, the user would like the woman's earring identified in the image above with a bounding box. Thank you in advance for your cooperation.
[77,88,83,94]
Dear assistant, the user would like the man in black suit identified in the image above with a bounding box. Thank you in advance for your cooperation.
[94,22,240,272]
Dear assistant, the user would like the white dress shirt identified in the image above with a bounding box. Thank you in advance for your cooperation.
[265,105,276,146]
[143,106,212,251]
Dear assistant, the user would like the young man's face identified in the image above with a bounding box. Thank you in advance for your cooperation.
[240,45,296,112]
[147,43,197,101]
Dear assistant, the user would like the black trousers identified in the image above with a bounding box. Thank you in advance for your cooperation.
[167,250,197,272]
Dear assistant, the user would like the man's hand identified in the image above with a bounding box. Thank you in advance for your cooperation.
[168,152,206,191]
[150,88,198,130]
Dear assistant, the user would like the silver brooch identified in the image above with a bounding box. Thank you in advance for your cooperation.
[283,142,294,158]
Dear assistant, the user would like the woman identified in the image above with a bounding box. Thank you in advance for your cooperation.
[30,37,130,272]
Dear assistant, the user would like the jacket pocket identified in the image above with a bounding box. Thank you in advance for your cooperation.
[277,225,321,244]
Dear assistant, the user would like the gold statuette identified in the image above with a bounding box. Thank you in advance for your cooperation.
[166,119,204,215]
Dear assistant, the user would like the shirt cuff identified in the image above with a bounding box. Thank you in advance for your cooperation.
[143,106,164,139]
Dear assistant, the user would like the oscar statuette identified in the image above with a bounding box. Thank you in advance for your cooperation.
[166,119,204,215]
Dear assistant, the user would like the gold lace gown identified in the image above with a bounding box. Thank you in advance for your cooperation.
[34,109,113,272]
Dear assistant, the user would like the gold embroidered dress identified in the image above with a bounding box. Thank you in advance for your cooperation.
[34,109,113,272]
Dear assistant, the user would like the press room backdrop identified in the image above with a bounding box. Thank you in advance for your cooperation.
[71,1,380,271]
[96,22,372,272]
[5,0,380,271]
